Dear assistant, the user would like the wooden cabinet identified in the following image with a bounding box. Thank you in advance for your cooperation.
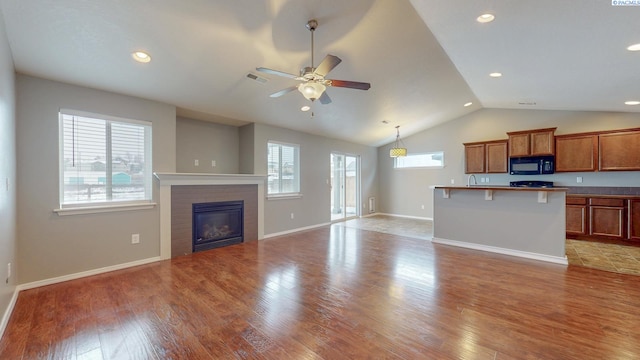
[566,197,588,235]
[464,143,485,173]
[486,141,508,173]
[599,130,640,171]
[589,198,626,239]
[555,134,598,172]
[464,140,508,174]
[630,199,640,241]
[567,195,640,242]
[507,128,556,157]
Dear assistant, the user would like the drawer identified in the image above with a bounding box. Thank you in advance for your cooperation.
[566,197,587,205]
[589,198,625,207]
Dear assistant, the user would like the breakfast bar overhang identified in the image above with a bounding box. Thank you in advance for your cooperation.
[432,186,568,265]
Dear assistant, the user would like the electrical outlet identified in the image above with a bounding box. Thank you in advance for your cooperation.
[290,213,294,220]
[421,204,425,209]
[485,177,490,183]
[194,159,199,166]
[131,234,140,244]
[577,176,583,183]
[450,179,455,184]
[211,160,216,167]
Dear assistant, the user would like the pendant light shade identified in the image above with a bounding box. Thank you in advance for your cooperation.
[389,125,407,158]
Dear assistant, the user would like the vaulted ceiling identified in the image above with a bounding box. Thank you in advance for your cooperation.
[1,0,638,147]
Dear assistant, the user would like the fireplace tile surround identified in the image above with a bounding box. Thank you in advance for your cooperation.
[154,173,266,259]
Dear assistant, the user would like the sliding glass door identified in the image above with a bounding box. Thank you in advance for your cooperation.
[330,153,359,221]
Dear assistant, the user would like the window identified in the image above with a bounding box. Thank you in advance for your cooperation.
[59,110,152,208]
[394,151,444,169]
[267,141,300,196]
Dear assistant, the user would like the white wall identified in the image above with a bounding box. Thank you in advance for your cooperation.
[247,123,378,235]
[176,117,239,174]
[378,108,640,219]
[16,75,176,283]
[0,7,17,332]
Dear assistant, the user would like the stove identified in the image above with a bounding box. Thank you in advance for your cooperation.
[510,180,554,188]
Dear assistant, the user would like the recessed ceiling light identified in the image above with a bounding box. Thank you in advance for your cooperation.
[477,14,495,23]
[627,43,640,51]
[624,100,640,105]
[132,51,151,63]
[301,105,311,112]
[489,72,502,78]
[464,102,473,107]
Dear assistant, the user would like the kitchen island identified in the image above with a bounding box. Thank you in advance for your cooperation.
[432,186,568,265]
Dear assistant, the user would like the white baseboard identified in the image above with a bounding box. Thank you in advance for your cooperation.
[264,222,332,239]
[17,256,163,292]
[432,237,568,265]
[375,212,433,221]
[0,286,20,340]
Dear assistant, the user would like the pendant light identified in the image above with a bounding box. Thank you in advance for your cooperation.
[389,126,407,157]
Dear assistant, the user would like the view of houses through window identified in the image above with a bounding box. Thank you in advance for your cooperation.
[267,141,300,195]
[59,110,152,206]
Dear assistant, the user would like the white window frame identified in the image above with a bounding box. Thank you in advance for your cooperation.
[267,141,301,198]
[56,109,154,215]
[394,151,445,169]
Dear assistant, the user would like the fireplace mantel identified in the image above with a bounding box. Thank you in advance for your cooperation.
[154,172,267,259]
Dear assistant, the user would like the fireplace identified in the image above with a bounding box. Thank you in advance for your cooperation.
[192,200,244,252]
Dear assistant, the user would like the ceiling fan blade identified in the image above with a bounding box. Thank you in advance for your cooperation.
[256,67,299,80]
[314,55,342,77]
[328,79,371,91]
[318,91,332,105]
[269,86,298,98]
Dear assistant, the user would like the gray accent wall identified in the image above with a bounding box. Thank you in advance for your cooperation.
[238,123,255,174]
[16,75,176,283]
[378,108,640,219]
[176,117,239,174]
[0,10,16,327]
[246,123,378,235]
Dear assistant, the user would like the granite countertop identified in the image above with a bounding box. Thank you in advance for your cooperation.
[434,185,568,192]
[567,194,640,200]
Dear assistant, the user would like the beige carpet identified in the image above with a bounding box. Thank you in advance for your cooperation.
[338,215,640,276]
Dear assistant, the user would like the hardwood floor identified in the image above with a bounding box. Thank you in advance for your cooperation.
[3,224,640,359]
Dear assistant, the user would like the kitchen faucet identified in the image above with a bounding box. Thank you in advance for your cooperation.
[467,174,477,187]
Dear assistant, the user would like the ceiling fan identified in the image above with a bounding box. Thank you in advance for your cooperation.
[257,19,371,104]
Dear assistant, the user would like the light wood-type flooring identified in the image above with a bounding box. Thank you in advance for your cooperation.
[2,221,640,359]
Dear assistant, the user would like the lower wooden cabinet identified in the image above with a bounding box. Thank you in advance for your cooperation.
[589,198,626,239]
[567,195,639,242]
[630,199,640,241]
[566,197,587,235]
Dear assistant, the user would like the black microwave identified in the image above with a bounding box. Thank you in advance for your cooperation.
[509,156,554,175]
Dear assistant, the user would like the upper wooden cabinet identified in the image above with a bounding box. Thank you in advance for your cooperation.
[463,140,508,174]
[507,128,556,157]
[555,134,598,172]
[486,141,508,173]
[599,129,640,171]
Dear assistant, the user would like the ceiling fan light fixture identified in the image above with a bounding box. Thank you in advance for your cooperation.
[298,81,326,101]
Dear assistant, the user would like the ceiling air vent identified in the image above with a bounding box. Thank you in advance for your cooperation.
[246,73,268,84]
[518,100,537,106]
